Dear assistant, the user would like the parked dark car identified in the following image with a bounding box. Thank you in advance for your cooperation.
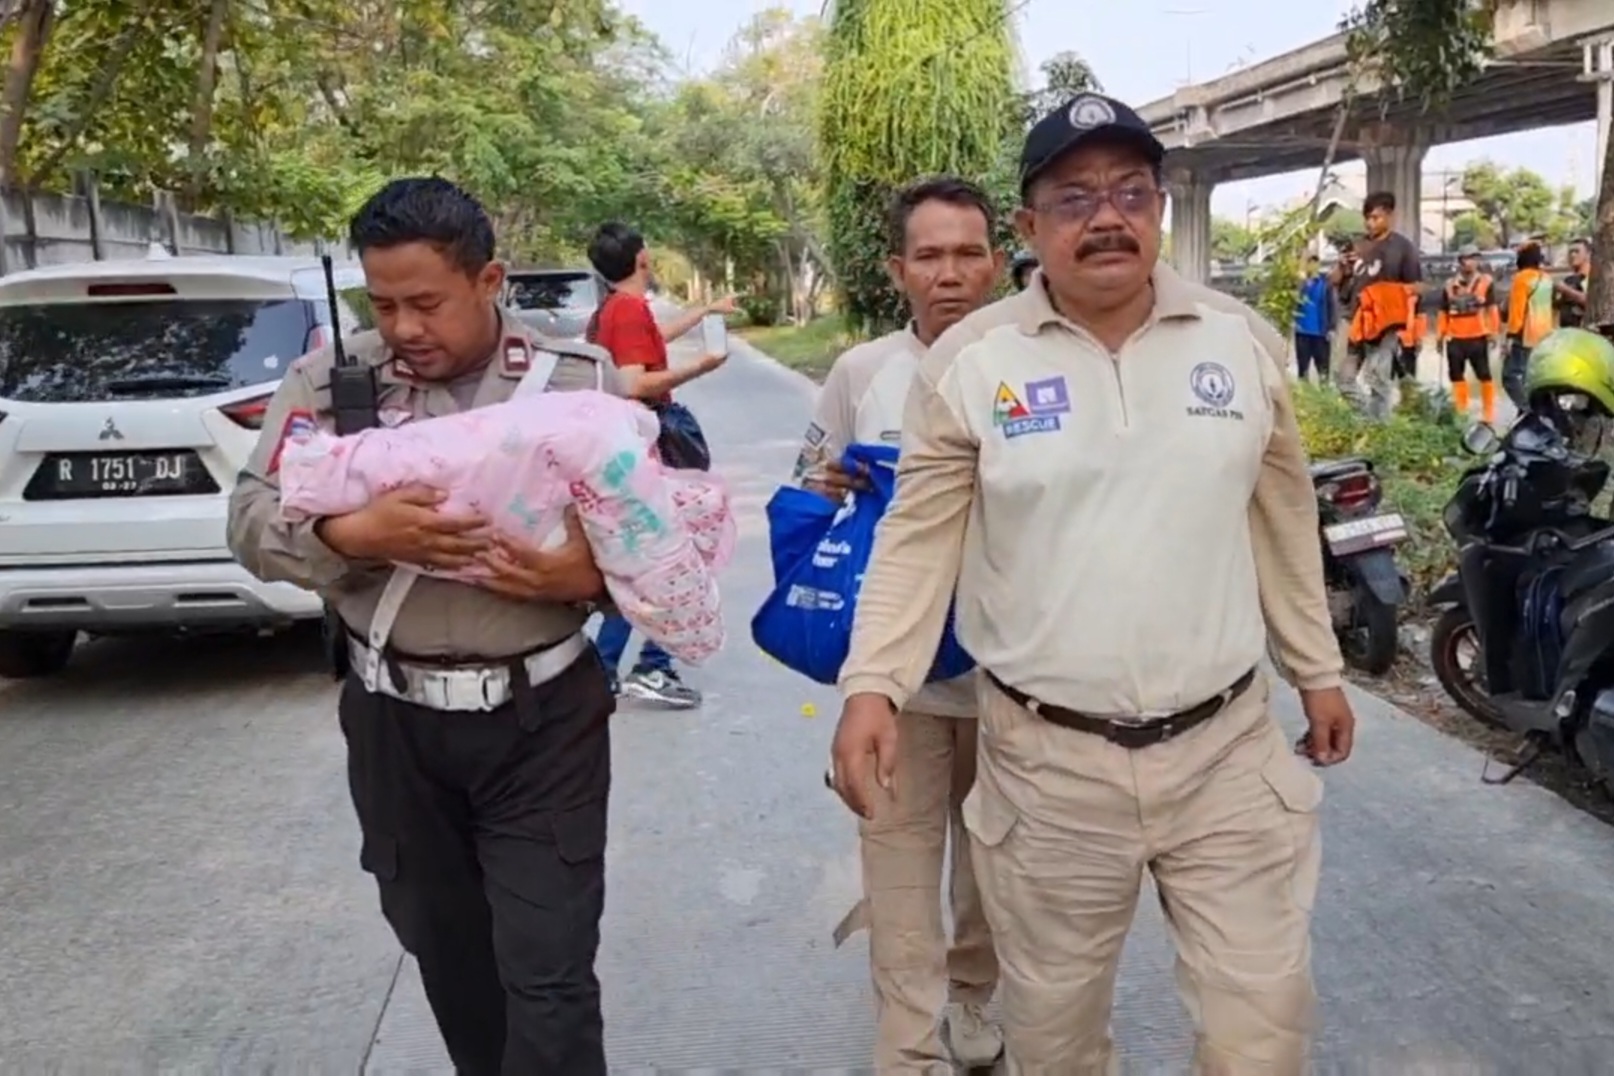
[505,268,602,339]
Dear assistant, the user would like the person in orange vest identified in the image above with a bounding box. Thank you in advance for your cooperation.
[1436,244,1501,422]
[1348,191,1422,420]
[1502,241,1556,407]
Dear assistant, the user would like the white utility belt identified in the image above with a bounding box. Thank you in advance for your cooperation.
[348,567,589,712]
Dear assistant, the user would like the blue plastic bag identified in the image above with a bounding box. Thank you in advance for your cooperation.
[763,484,839,585]
[751,441,975,686]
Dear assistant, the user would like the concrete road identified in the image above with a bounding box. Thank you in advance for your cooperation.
[5,337,1614,1073]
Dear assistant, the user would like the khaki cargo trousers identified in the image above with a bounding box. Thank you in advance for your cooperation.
[836,710,999,1073]
[962,673,1323,1075]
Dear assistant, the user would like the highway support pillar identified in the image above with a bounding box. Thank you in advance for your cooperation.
[1583,36,1612,197]
[1167,168,1214,284]
[1362,140,1428,248]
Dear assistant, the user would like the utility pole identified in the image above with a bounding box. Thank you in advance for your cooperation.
[1161,8,1206,84]
[1581,35,1612,195]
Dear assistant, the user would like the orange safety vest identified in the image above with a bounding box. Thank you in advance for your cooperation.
[1399,312,1426,348]
[1399,287,1426,348]
[1439,274,1498,340]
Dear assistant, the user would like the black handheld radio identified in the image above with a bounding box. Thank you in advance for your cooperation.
[317,254,378,680]
[322,254,379,436]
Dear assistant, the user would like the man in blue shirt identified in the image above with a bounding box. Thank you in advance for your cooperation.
[1294,253,1337,382]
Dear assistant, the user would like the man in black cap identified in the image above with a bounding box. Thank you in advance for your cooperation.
[829,93,1353,1075]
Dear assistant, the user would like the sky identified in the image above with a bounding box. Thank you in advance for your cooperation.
[616,0,1600,217]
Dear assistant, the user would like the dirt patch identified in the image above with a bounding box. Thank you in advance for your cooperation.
[1360,621,1614,826]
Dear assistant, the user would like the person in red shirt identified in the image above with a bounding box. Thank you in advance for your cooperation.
[586,221,734,708]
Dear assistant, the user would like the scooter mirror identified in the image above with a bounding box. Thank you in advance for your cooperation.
[1461,422,1501,456]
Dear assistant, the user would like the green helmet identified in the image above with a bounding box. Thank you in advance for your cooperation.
[1524,327,1614,416]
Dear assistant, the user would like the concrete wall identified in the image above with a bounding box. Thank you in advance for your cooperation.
[0,178,352,274]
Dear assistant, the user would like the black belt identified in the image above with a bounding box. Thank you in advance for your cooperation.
[984,667,1258,750]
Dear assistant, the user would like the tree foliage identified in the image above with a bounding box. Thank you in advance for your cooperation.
[983,50,1103,252]
[1454,160,1585,247]
[0,0,664,261]
[819,0,1018,333]
[649,9,828,322]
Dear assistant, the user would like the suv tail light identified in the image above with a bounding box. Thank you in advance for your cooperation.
[220,395,273,430]
[1321,472,1378,510]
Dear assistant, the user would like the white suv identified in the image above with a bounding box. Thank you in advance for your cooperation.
[0,250,368,678]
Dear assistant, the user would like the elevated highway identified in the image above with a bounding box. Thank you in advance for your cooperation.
[1138,0,1614,281]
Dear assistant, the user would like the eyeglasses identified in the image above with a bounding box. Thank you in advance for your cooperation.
[1035,185,1161,223]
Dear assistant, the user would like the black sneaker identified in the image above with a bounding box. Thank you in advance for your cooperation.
[620,668,701,709]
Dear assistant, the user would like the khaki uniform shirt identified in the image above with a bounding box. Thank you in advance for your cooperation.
[839,264,1343,716]
[795,327,976,719]
[227,309,622,659]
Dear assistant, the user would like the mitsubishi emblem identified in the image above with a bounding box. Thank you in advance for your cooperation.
[99,417,124,441]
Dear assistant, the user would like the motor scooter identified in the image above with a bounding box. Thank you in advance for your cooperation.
[1427,414,1614,786]
[1311,457,1410,675]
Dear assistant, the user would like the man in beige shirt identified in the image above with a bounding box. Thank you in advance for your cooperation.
[798,177,1004,1073]
[828,95,1357,1075]
[229,178,617,1075]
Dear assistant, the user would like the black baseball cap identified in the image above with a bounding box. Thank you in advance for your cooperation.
[1019,93,1166,196]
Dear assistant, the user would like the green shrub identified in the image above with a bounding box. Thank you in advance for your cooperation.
[1292,381,1467,602]
[736,295,780,328]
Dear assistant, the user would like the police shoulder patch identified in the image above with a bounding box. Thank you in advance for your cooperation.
[502,336,532,373]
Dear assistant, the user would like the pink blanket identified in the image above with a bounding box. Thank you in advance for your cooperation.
[277,391,734,664]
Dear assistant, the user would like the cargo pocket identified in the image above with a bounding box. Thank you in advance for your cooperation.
[359,833,398,881]
[1259,750,1324,914]
[960,784,1019,850]
[553,802,608,866]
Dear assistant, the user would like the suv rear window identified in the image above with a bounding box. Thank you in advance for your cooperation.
[507,273,598,311]
[0,298,315,403]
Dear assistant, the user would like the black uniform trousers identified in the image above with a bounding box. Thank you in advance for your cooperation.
[338,645,615,1076]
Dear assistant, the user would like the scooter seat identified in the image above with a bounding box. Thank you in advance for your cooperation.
[1309,457,1372,482]
[1558,541,1614,604]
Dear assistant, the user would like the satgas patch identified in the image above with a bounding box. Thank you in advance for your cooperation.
[1186,361,1243,420]
[992,376,1070,439]
[267,409,318,474]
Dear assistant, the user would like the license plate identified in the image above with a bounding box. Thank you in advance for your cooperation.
[24,450,216,500]
[1324,513,1407,551]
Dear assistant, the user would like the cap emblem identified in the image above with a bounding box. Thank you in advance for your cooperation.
[1068,95,1117,130]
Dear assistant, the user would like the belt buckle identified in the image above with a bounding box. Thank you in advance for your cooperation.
[1104,715,1173,750]
[425,668,501,712]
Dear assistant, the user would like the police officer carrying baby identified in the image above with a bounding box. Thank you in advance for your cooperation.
[228,177,620,1076]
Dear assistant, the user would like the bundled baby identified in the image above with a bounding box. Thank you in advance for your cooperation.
[276,387,734,664]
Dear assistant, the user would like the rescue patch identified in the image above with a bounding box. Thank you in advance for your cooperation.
[502,336,532,374]
[992,377,1067,439]
[1186,361,1243,420]
[267,409,318,474]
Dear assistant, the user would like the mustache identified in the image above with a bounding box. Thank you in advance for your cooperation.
[1076,233,1140,259]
